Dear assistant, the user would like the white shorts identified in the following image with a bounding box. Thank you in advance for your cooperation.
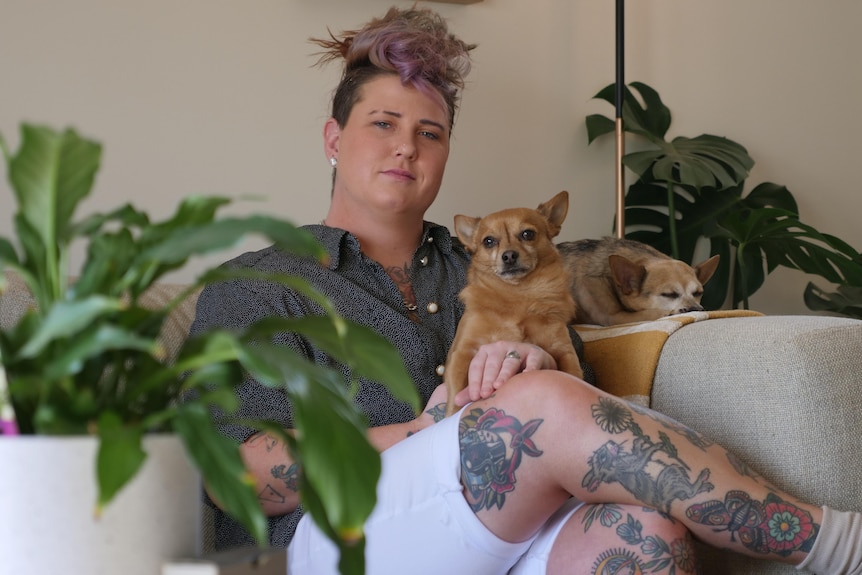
[287,410,584,575]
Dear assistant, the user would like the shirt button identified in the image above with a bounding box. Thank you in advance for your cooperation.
[426,302,439,314]
[426,236,434,244]
[436,364,445,376]
[420,256,428,266]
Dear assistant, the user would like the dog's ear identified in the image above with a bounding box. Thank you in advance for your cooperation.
[453,214,481,251]
[695,254,720,285]
[536,191,569,237]
[608,254,646,295]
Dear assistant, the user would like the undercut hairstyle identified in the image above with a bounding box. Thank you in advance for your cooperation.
[310,7,476,130]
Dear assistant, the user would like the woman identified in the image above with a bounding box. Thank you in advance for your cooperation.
[190,7,860,574]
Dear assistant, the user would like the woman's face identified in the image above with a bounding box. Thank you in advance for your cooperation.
[324,74,451,221]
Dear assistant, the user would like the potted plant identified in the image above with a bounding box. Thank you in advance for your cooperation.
[585,82,862,312]
[0,123,417,575]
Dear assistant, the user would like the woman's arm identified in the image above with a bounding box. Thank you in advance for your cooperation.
[226,383,449,518]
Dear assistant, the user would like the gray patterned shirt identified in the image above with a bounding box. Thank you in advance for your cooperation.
[189,222,469,550]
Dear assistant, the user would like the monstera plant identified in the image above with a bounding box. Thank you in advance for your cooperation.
[0,123,418,575]
[585,82,862,312]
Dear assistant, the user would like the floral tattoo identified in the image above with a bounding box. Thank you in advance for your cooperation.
[458,407,544,512]
[583,505,697,574]
[686,491,818,556]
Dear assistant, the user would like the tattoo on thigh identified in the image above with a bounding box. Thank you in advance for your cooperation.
[584,397,714,514]
[458,407,544,512]
[686,491,819,557]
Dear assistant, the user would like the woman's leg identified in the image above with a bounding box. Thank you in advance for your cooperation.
[510,499,697,575]
[459,370,827,568]
[547,504,697,575]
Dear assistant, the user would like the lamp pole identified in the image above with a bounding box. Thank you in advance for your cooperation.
[614,0,626,239]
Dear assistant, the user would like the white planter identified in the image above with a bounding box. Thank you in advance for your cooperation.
[0,434,201,575]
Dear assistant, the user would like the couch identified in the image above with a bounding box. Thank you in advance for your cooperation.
[3,271,862,575]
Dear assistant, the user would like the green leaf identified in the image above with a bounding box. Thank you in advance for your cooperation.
[249,316,418,412]
[172,404,269,546]
[138,216,326,269]
[805,283,862,319]
[585,114,616,145]
[42,324,161,380]
[242,341,379,550]
[95,411,146,512]
[8,124,101,300]
[17,296,125,359]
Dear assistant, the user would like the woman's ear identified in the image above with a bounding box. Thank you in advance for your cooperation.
[323,118,340,161]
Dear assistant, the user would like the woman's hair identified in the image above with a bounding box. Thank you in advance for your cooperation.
[310,7,476,130]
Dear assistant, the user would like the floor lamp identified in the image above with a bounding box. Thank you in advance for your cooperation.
[614,0,626,239]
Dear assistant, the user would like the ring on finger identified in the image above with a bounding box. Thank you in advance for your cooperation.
[505,350,521,360]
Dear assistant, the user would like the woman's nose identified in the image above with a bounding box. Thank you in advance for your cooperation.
[395,139,417,159]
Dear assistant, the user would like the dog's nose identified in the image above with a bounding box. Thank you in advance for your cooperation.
[502,250,519,265]
[679,305,705,314]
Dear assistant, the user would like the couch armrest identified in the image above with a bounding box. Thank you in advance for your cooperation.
[652,315,862,574]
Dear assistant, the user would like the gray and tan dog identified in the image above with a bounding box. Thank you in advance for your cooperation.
[557,237,720,326]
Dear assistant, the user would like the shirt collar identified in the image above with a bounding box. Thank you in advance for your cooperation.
[305,222,454,270]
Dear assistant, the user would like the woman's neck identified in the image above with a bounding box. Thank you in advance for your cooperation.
[324,212,425,271]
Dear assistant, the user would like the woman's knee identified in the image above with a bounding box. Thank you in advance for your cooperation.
[547,504,698,575]
[492,369,598,413]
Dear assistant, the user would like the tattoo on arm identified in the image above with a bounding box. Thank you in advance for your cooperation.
[246,432,280,452]
[426,403,446,422]
[458,407,544,512]
[257,463,300,504]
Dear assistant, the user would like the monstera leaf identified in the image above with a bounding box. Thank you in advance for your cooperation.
[586,82,862,311]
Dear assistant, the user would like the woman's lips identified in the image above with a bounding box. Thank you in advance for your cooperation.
[383,169,416,181]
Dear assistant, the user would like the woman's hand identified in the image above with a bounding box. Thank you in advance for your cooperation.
[453,341,556,407]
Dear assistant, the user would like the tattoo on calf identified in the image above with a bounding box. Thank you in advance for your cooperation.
[583,507,697,575]
[584,397,714,514]
[686,491,819,556]
[458,407,544,512]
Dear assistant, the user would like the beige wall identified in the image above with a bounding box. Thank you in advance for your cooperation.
[2,0,860,315]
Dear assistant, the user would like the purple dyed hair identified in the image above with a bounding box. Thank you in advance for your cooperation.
[311,7,476,130]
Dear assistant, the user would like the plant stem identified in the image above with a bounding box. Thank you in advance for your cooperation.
[667,180,679,259]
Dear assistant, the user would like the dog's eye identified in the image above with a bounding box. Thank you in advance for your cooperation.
[693,290,704,298]
[519,229,536,241]
[662,292,680,299]
[482,236,498,249]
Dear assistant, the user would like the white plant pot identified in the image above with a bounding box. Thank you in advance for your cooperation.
[0,434,201,575]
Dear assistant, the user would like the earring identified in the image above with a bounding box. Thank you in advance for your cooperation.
[329,157,337,167]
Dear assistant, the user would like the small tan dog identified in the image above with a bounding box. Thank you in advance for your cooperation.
[444,191,584,415]
[557,237,720,326]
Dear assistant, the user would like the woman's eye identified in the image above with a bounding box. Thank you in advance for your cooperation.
[419,130,439,140]
[374,121,392,129]
[482,237,498,249]
[520,229,536,241]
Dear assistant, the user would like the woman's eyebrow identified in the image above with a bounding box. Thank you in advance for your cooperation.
[373,110,446,132]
